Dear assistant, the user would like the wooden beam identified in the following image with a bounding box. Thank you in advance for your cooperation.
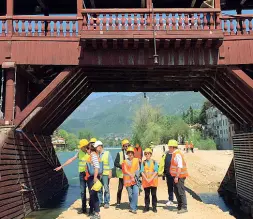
[184,39,191,49]
[102,39,108,49]
[214,0,220,9]
[204,39,212,48]
[113,39,118,49]
[123,39,129,49]
[195,39,203,48]
[134,39,139,49]
[175,39,181,48]
[6,0,14,36]
[14,68,73,127]
[164,39,170,49]
[92,39,97,49]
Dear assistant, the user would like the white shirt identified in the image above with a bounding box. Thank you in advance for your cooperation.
[173,149,183,169]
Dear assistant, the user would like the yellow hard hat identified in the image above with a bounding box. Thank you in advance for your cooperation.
[122,139,129,146]
[78,139,89,149]
[89,138,97,143]
[168,139,178,147]
[126,146,134,153]
[91,180,103,191]
[144,148,152,154]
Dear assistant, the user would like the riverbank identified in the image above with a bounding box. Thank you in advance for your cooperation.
[57,146,234,219]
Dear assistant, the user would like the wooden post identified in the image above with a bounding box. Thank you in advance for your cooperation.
[4,69,15,125]
[6,0,14,36]
[77,0,83,34]
[214,0,220,9]
[146,0,152,9]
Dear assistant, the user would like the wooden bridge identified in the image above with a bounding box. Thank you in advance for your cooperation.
[0,0,253,218]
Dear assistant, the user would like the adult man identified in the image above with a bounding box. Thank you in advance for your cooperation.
[158,144,174,206]
[114,139,130,209]
[54,139,89,214]
[134,143,143,165]
[168,139,188,214]
[94,140,114,209]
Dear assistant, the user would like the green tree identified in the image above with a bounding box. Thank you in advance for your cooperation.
[66,133,79,151]
[198,101,212,125]
[78,129,93,140]
[58,129,69,139]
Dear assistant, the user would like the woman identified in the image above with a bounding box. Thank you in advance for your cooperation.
[86,143,101,219]
[122,146,139,214]
[141,148,158,213]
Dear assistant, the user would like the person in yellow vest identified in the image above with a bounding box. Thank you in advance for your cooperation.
[190,141,194,153]
[168,139,188,214]
[141,148,158,213]
[94,140,114,209]
[122,146,139,214]
[54,139,89,214]
[114,139,130,210]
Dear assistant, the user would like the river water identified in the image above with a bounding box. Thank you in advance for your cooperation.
[26,150,240,219]
[26,149,120,219]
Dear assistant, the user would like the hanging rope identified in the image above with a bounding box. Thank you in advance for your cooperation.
[16,129,56,168]
[0,69,4,117]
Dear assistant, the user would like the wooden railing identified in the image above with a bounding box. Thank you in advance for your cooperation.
[220,15,253,35]
[0,16,7,36]
[12,16,78,36]
[81,8,221,31]
[1,10,253,38]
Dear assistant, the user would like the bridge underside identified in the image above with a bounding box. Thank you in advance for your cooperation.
[0,64,252,218]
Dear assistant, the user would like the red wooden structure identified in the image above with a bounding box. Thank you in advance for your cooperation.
[0,0,253,218]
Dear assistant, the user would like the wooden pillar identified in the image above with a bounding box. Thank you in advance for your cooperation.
[4,69,15,124]
[77,0,83,34]
[6,0,14,36]
[214,0,221,9]
[146,0,152,9]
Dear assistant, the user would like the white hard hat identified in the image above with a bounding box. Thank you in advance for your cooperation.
[94,140,103,148]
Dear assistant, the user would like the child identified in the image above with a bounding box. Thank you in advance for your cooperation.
[122,146,139,214]
[141,148,158,213]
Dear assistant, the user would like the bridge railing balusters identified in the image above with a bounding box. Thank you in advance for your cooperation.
[220,15,253,36]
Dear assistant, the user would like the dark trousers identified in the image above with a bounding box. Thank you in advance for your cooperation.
[174,178,187,210]
[79,172,87,211]
[144,187,157,208]
[191,148,194,153]
[87,176,100,213]
[117,178,124,204]
[165,174,174,201]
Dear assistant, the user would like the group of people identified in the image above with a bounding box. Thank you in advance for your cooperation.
[185,141,194,153]
[54,138,188,219]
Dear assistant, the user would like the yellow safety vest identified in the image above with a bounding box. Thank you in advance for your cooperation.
[78,150,89,173]
[158,154,166,176]
[101,151,110,175]
[116,151,124,178]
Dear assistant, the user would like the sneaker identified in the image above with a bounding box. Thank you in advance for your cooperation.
[143,207,149,213]
[115,204,120,210]
[99,203,104,207]
[177,209,188,214]
[104,204,109,209]
[91,214,101,219]
[130,210,137,214]
[172,206,181,212]
[77,209,87,214]
[166,201,173,206]
[152,207,157,213]
[88,211,95,216]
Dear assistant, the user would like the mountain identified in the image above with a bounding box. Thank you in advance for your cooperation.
[61,92,206,136]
